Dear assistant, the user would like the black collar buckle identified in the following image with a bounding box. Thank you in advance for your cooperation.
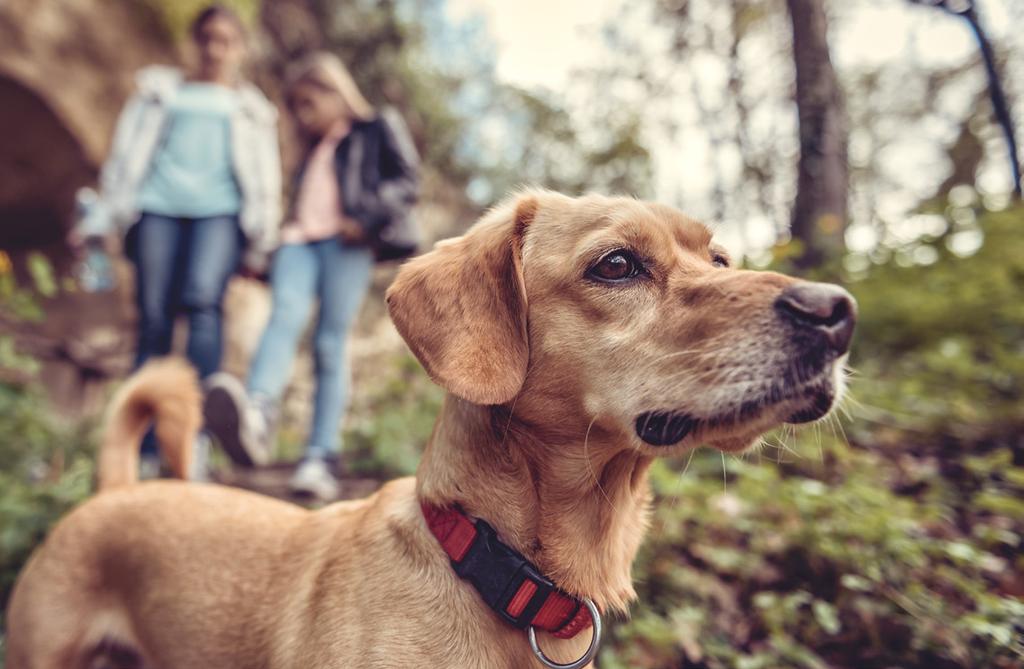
[450,517,557,629]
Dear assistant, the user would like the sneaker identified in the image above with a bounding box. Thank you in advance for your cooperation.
[189,432,212,482]
[139,453,163,481]
[203,373,272,467]
[289,457,340,501]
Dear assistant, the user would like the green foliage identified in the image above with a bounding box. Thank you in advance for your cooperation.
[0,253,96,656]
[848,205,1024,442]
[0,252,57,378]
[344,354,444,477]
[602,437,1023,668]
[135,0,261,41]
[0,384,97,639]
[0,254,42,324]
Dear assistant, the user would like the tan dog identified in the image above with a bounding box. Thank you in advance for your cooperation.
[5,190,856,669]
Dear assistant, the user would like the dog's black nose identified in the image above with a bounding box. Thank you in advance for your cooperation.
[775,282,857,354]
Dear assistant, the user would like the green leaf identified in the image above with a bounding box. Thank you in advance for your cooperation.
[26,252,57,298]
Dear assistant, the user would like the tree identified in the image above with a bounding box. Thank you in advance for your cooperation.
[786,0,848,269]
[473,86,652,202]
[909,0,1022,198]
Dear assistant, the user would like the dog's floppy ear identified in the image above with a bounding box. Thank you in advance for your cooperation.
[386,195,537,405]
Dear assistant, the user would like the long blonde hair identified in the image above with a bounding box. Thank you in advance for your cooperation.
[285,51,375,122]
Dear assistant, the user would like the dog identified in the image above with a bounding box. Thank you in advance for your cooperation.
[5,190,856,668]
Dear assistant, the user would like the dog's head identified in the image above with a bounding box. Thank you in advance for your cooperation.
[387,190,856,455]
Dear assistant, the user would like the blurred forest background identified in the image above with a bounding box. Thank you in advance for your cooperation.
[1,0,1022,667]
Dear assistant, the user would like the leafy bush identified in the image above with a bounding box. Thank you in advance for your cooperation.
[850,205,1024,443]
[343,353,444,477]
[0,251,55,376]
[0,383,97,657]
[0,252,98,662]
[600,439,1023,669]
[134,0,261,40]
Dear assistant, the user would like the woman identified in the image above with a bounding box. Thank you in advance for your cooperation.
[71,4,281,477]
[204,52,419,500]
[75,4,281,378]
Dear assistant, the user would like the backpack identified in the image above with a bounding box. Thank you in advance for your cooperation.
[337,107,421,261]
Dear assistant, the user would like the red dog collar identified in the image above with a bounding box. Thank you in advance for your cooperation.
[421,503,594,639]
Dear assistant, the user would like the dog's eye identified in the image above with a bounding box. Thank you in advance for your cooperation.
[711,253,730,268]
[589,251,643,282]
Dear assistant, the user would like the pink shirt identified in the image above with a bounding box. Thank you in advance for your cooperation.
[280,125,355,244]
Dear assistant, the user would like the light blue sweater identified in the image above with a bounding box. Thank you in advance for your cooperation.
[137,82,242,219]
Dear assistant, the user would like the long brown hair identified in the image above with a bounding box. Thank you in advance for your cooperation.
[285,52,374,122]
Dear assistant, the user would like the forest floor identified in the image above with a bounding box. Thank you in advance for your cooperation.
[215,463,382,504]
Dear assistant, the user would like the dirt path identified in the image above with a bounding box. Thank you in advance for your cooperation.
[215,463,382,504]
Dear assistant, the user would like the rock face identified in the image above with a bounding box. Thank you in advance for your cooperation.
[0,0,177,254]
[0,76,95,252]
[0,0,181,413]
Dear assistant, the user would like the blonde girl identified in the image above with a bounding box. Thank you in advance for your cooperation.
[205,52,419,499]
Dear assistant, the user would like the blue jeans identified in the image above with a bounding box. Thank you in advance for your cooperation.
[247,239,374,458]
[130,212,242,379]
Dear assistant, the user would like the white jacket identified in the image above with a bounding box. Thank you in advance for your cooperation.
[81,66,282,270]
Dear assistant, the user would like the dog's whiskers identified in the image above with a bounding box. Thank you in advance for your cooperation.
[640,335,735,372]
[751,438,768,463]
[499,394,521,448]
[832,403,853,447]
[582,416,618,513]
[660,446,699,534]
[766,424,800,462]
[786,423,800,453]
[837,397,855,422]
[659,359,745,382]
[645,346,721,365]
[720,451,728,494]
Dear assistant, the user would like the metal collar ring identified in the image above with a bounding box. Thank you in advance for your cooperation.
[527,598,602,669]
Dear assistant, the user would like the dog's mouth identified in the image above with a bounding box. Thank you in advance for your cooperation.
[635,411,698,446]
[635,356,841,447]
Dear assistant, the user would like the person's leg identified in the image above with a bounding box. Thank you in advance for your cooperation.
[130,213,187,468]
[131,213,185,370]
[305,239,374,460]
[180,215,243,379]
[246,243,320,400]
[204,243,320,467]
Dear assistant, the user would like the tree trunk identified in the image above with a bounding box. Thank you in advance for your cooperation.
[786,0,848,269]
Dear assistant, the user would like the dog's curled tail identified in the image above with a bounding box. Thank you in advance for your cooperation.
[97,358,202,491]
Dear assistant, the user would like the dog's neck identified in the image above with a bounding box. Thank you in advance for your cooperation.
[416,395,653,614]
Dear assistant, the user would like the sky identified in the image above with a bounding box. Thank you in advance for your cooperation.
[447,0,1012,93]
[446,0,624,91]
[443,0,1019,255]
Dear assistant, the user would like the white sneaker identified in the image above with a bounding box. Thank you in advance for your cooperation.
[139,453,162,481]
[289,458,340,501]
[189,432,212,482]
[203,373,272,467]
